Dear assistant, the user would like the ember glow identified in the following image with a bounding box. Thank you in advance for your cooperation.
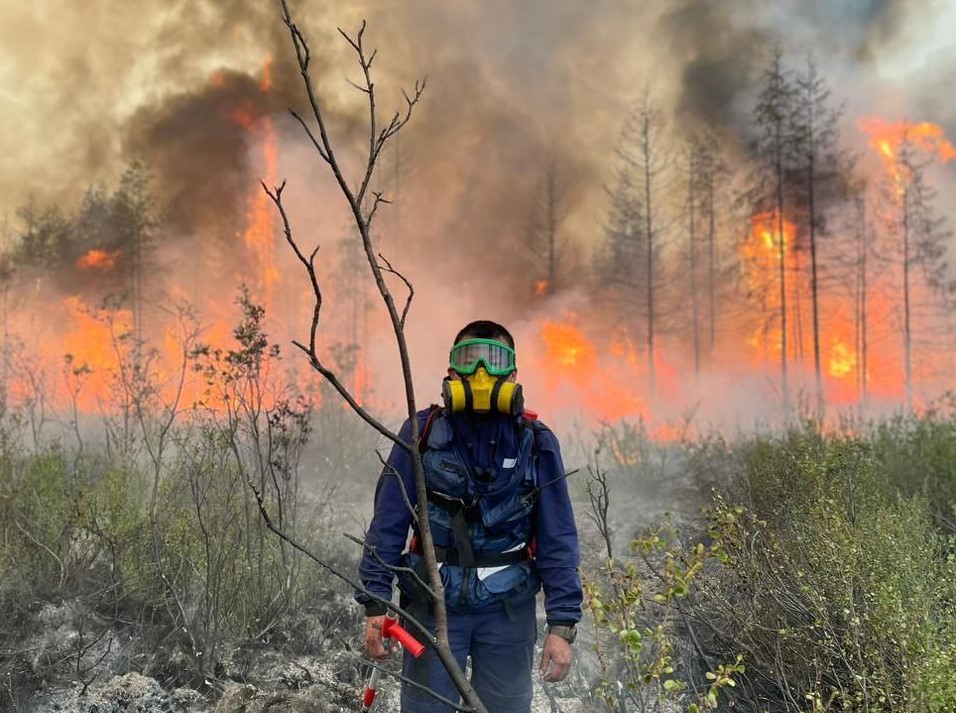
[241,60,280,302]
[539,319,597,371]
[858,118,956,167]
[76,249,120,272]
[740,211,800,364]
[1,2,955,438]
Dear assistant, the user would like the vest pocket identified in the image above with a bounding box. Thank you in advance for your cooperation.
[475,561,535,600]
[399,552,538,610]
[478,495,533,535]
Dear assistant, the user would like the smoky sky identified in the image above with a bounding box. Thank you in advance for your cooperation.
[0,0,953,274]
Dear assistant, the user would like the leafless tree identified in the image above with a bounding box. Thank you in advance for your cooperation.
[597,93,675,394]
[628,94,673,393]
[680,132,730,378]
[877,124,955,410]
[791,54,849,420]
[525,152,573,296]
[259,3,490,711]
[746,47,798,412]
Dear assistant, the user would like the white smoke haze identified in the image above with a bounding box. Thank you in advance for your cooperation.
[1,0,954,439]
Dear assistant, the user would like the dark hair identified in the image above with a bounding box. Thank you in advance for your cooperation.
[453,320,515,349]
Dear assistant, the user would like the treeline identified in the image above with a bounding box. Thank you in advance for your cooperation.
[2,49,954,420]
[522,50,955,416]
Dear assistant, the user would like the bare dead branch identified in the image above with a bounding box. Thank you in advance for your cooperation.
[289,111,331,163]
[290,342,405,446]
[279,2,359,212]
[246,474,433,641]
[262,182,324,357]
[337,21,366,54]
[263,181,406,447]
[343,533,434,598]
[354,28,379,208]
[344,76,370,95]
[377,253,414,328]
[366,191,390,227]
[585,463,613,562]
[273,6,484,711]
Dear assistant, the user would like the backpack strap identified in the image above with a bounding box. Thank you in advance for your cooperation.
[417,404,444,451]
[519,409,550,458]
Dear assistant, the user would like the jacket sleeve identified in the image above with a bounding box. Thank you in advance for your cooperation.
[532,425,583,625]
[355,417,419,611]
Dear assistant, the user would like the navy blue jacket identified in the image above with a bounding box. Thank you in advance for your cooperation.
[356,407,583,625]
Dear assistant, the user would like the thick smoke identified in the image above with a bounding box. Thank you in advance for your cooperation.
[2,0,951,251]
[1,0,954,429]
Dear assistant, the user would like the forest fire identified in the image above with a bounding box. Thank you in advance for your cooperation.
[241,58,280,305]
[828,341,855,378]
[61,296,132,407]
[531,318,662,429]
[0,59,288,417]
[5,8,956,710]
[1,34,954,439]
[858,117,956,166]
[76,249,120,272]
[539,319,597,371]
[741,211,799,364]
[241,141,279,295]
[5,105,953,431]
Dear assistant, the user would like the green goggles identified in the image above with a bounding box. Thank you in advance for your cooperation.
[449,338,516,376]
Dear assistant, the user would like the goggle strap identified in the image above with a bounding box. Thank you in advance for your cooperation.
[490,379,503,412]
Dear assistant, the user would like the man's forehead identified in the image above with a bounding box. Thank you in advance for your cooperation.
[456,335,512,347]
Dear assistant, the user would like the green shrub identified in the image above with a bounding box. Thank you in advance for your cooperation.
[694,421,956,712]
[581,415,956,712]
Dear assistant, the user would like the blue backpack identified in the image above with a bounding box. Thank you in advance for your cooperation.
[398,406,548,612]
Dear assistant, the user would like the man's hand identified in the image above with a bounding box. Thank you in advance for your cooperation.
[538,634,573,682]
[364,615,390,660]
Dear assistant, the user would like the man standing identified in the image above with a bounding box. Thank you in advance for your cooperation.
[356,320,582,712]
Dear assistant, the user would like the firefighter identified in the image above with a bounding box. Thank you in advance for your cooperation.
[356,319,583,712]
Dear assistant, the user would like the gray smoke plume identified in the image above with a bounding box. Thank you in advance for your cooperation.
[1,0,953,428]
[2,0,951,248]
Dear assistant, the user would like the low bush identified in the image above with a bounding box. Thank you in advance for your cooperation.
[693,419,956,712]
[582,415,956,712]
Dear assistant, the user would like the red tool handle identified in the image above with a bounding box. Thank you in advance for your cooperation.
[381,616,426,658]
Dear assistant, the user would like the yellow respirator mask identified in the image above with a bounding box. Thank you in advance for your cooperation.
[442,367,524,416]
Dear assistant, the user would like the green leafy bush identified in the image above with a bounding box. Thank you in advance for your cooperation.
[693,420,956,712]
[582,415,956,712]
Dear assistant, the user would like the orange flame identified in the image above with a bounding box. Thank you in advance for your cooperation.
[828,340,856,379]
[858,117,956,166]
[539,319,597,371]
[76,249,120,271]
[231,106,258,130]
[531,317,651,423]
[740,211,800,364]
[240,59,280,304]
[534,279,549,297]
